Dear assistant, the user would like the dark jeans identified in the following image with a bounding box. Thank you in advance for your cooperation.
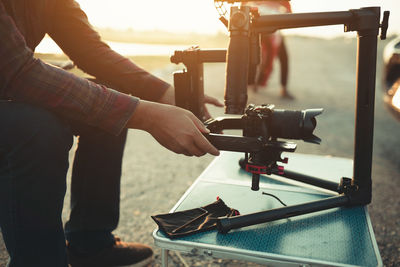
[0,101,127,267]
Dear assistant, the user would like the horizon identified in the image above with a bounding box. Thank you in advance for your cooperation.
[35,31,370,56]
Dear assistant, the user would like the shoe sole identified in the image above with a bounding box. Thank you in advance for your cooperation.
[120,256,153,267]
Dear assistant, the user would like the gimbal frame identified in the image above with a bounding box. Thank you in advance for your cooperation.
[171,5,389,233]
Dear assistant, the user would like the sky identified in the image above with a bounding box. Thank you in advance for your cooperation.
[76,0,400,38]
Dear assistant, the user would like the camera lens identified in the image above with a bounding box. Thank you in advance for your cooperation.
[270,108,323,143]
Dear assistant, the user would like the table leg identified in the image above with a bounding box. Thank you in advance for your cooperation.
[161,248,169,267]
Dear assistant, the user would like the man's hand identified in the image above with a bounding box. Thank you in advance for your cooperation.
[158,86,223,120]
[203,94,224,120]
[127,100,219,157]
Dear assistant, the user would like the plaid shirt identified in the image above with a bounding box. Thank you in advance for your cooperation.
[0,0,170,135]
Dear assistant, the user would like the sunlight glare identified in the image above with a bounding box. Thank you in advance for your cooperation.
[75,0,399,37]
[76,0,226,33]
[392,85,400,111]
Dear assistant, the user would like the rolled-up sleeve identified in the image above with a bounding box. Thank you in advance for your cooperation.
[47,0,171,102]
[0,2,138,135]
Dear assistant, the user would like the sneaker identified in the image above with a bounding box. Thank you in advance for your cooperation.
[280,91,295,100]
[280,86,295,100]
[67,237,153,267]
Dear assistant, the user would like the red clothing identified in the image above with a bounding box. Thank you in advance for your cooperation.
[249,1,291,87]
[249,1,291,15]
[279,1,292,13]
[0,0,170,135]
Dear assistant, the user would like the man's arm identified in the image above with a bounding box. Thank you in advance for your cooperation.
[0,2,138,136]
[47,0,170,102]
[0,3,219,156]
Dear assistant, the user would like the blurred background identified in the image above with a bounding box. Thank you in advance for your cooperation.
[56,0,400,35]
[36,0,400,55]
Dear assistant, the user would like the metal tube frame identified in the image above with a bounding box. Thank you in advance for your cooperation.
[250,7,380,205]
[277,169,340,193]
[170,7,383,232]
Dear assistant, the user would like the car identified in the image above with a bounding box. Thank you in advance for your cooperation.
[383,36,400,120]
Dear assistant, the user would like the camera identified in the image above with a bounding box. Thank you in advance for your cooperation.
[241,104,322,144]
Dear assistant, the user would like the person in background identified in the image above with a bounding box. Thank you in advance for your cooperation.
[249,1,294,99]
[0,0,222,266]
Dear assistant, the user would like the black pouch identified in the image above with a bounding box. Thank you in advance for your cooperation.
[151,198,239,239]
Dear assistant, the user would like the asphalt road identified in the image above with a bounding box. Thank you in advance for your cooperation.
[1,36,399,266]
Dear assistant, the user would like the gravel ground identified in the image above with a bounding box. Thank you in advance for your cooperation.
[1,35,399,266]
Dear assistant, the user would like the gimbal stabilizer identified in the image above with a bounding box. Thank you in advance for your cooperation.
[171,2,390,233]
[204,104,323,189]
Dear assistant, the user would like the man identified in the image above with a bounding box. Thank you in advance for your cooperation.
[0,0,221,266]
[247,0,293,99]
